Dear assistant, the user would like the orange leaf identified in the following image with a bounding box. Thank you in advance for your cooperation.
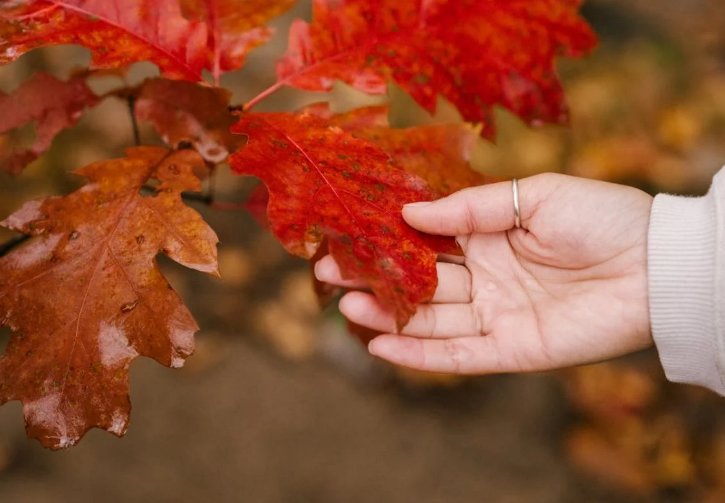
[0,147,219,449]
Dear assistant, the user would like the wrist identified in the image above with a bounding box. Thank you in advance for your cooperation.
[648,189,724,393]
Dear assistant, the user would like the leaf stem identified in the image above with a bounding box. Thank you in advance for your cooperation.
[0,235,30,257]
[243,81,285,111]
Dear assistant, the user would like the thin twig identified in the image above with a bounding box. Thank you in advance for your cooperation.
[141,184,246,209]
[127,95,141,146]
[243,81,285,111]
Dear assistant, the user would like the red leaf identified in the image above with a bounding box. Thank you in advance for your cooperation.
[244,183,271,229]
[135,78,244,162]
[0,147,219,449]
[0,0,292,81]
[179,0,295,82]
[276,0,596,136]
[0,72,98,175]
[229,110,453,327]
[305,104,498,195]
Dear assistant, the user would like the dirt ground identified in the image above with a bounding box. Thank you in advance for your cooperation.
[2,1,725,502]
[0,337,597,503]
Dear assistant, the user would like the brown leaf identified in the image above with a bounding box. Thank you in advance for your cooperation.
[0,72,98,175]
[135,78,244,163]
[0,147,219,449]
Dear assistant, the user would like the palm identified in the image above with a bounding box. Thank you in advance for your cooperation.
[462,224,649,371]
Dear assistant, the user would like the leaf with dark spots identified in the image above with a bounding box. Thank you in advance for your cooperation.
[276,0,596,137]
[134,78,244,163]
[0,72,99,175]
[0,147,219,449]
[230,111,455,327]
[304,104,499,196]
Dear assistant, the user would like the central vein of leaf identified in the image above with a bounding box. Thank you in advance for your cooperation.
[59,190,138,401]
[49,0,201,81]
[265,120,360,227]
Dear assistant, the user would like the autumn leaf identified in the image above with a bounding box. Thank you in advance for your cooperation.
[0,147,219,449]
[305,104,497,195]
[135,78,244,162]
[230,110,455,327]
[179,0,296,82]
[0,0,292,82]
[0,72,98,175]
[275,0,596,137]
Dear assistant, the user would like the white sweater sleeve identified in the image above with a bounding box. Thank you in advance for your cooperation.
[648,168,725,396]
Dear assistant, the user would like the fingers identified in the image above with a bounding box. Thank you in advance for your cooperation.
[339,291,483,338]
[368,335,512,374]
[315,256,472,303]
[314,255,367,289]
[402,177,543,236]
[433,262,471,303]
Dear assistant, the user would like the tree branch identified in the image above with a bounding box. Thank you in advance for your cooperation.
[127,94,141,146]
[243,81,285,111]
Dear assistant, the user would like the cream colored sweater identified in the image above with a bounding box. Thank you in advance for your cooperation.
[649,168,725,396]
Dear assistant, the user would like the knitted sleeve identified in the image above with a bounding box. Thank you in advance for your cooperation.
[648,168,725,395]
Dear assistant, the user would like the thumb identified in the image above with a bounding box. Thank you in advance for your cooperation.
[402,178,537,236]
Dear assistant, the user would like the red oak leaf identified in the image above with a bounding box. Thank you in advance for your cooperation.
[0,72,98,175]
[180,0,295,82]
[0,147,219,449]
[305,104,498,195]
[134,78,244,162]
[0,0,292,81]
[276,0,596,137]
[229,111,454,327]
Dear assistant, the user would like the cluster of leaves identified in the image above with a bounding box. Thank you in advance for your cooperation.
[0,0,595,449]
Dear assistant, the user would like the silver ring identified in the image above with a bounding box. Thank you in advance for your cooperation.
[512,178,521,229]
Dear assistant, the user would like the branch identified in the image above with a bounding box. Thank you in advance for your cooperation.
[127,94,141,146]
[140,184,247,211]
[243,81,285,111]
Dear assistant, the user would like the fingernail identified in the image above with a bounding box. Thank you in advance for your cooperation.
[403,201,432,209]
[313,259,328,279]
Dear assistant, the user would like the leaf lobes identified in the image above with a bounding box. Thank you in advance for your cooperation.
[230,111,453,327]
[0,147,219,449]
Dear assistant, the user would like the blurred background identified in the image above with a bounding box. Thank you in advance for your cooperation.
[2,0,725,501]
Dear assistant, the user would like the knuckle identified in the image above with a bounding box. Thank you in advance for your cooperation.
[443,339,473,373]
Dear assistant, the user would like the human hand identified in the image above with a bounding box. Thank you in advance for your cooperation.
[315,173,654,374]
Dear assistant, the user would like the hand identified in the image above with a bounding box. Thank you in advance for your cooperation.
[315,173,654,374]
